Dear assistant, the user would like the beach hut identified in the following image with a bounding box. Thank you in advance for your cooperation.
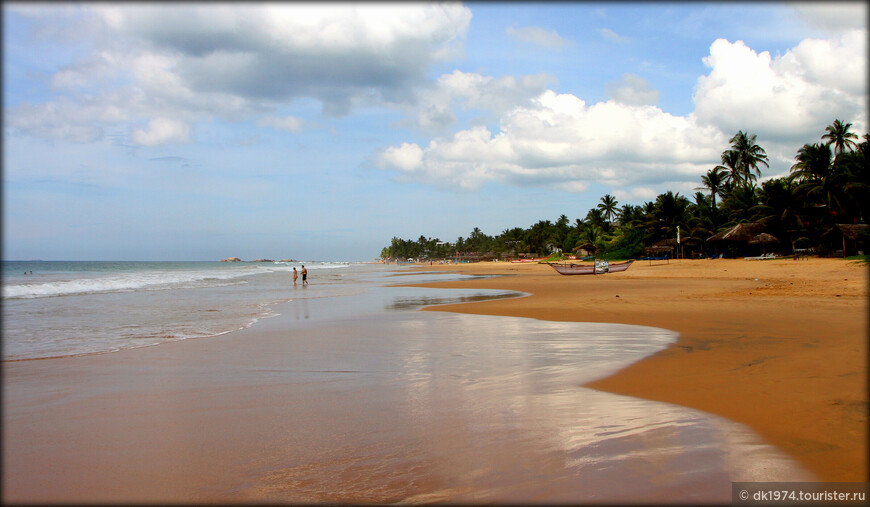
[748,232,780,256]
[835,224,870,257]
[707,222,765,257]
[573,242,597,257]
[645,239,675,258]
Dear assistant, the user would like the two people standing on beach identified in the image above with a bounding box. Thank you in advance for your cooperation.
[293,266,308,286]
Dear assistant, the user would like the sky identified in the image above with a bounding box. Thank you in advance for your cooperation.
[3,1,867,261]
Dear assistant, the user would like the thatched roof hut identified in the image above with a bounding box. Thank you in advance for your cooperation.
[707,222,765,242]
[836,224,870,240]
[573,242,597,256]
[652,238,678,248]
[748,233,779,245]
[836,224,869,256]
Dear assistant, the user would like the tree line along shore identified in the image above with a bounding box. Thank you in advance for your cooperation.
[382,120,869,263]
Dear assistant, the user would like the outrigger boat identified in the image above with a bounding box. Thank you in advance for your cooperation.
[546,259,634,275]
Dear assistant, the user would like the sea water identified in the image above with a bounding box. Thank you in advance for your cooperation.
[2,261,441,360]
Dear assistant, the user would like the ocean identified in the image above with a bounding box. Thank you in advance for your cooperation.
[3,261,400,360]
[2,260,524,361]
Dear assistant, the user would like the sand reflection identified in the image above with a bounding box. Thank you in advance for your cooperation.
[238,312,810,503]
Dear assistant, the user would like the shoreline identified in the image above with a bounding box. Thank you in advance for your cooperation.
[402,258,868,481]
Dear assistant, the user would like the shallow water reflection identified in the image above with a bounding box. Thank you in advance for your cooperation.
[384,291,521,311]
[235,312,811,503]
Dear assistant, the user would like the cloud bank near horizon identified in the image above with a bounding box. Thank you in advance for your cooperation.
[379,28,866,193]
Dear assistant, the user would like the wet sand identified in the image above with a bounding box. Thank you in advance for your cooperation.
[404,257,868,481]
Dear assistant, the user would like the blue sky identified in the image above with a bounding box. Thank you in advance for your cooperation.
[3,2,867,261]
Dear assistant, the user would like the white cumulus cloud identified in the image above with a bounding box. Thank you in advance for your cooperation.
[399,70,555,132]
[606,74,660,106]
[379,28,867,196]
[693,31,867,141]
[131,118,191,146]
[379,90,727,191]
[7,3,472,144]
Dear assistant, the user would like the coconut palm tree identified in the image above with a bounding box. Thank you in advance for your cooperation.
[585,208,607,231]
[838,134,870,222]
[617,203,641,227]
[720,182,760,224]
[696,167,729,218]
[597,194,619,225]
[753,177,804,254]
[555,214,571,246]
[582,222,603,246]
[821,119,859,157]
[651,191,690,241]
[729,130,769,185]
[715,150,742,189]
[788,143,847,215]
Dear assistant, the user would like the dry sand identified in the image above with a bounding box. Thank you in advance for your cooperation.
[404,257,868,481]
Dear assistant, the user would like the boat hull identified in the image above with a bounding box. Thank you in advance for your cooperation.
[547,260,634,275]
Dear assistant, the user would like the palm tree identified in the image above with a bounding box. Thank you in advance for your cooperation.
[729,130,769,185]
[468,227,488,251]
[527,220,556,255]
[583,224,601,246]
[555,214,570,246]
[789,143,847,215]
[617,204,640,227]
[597,194,619,224]
[715,150,742,189]
[651,191,690,240]
[696,167,729,214]
[753,177,804,254]
[585,208,607,231]
[720,182,760,224]
[822,119,859,157]
[690,191,711,213]
[838,134,870,222]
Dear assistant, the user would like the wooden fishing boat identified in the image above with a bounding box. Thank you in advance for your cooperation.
[547,259,634,275]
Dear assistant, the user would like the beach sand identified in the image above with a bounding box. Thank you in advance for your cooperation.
[405,257,868,481]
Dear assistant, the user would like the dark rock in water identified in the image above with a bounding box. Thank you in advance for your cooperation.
[220,257,242,262]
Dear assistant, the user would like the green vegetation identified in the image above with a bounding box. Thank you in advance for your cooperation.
[845,255,870,264]
[382,120,869,261]
[543,252,568,262]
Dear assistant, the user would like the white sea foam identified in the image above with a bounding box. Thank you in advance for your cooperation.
[2,262,353,299]
[3,269,252,299]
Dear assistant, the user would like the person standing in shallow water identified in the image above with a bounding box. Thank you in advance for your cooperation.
[301,265,308,286]
[293,267,298,286]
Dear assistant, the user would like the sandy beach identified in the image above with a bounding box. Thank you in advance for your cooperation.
[404,257,868,481]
